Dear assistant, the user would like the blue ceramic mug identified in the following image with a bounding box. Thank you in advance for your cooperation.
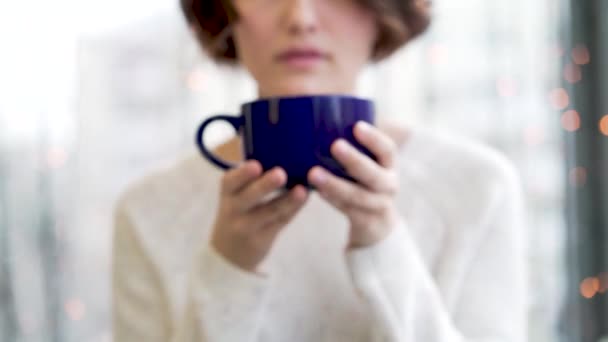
[195,95,376,189]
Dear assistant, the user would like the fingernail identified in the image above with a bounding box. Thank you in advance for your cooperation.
[273,167,286,182]
[311,168,327,184]
[333,139,348,155]
[357,121,371,133]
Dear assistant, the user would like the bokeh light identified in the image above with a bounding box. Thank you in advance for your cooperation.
[564,63,582,84]
[580,277,600,299]
[561,110,581,132]
[549,88,569,110]
[569,167,587,187]
[571,44,590,65]
[599,115,608,136]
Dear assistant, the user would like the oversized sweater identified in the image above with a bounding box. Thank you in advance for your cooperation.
[112,124,528,341]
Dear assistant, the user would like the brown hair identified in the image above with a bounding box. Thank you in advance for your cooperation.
[180,0,431,64]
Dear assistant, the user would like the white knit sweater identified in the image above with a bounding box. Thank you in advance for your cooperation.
[112,125,528,341]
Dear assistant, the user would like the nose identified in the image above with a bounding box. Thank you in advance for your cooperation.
[281,0,319,35]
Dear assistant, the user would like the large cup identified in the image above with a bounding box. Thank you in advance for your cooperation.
[195,94,376,189]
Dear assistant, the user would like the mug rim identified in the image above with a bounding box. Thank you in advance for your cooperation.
[242,94,373,107]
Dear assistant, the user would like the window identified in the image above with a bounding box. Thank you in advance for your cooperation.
[0,1,578,340]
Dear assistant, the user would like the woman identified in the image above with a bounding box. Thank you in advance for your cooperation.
[112,0,528,341]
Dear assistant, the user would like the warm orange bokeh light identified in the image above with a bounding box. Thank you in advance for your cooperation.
[561,110,581,132]
[580,277,600,299]
[599,115,608,136]
[564,63,582,84]
[571,44,591,65]
[549,88,569,110]
[569,167,587,187]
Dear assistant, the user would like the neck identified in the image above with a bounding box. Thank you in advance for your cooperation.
[257,83,359,98]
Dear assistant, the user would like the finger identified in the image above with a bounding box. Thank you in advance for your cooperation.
[308,166,385,213]
[330,139,393,192]
[236,167,288,211]
[221,160,262,195]
[248,185,309,234]
[353,121,398,168]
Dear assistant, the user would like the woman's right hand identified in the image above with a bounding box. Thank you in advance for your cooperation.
[210,160,309,273]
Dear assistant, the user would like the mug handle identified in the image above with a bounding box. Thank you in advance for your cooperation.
[195,115,244,170]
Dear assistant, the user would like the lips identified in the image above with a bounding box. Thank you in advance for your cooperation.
[276,47,328,68]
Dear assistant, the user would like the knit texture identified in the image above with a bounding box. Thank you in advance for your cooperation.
[112,125,528,341]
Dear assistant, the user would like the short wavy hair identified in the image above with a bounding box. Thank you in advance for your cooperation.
[180,0,431,64]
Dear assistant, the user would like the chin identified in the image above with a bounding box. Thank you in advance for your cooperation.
[260,77,354,98]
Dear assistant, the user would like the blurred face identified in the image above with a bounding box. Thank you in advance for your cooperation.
[231,0,378,97]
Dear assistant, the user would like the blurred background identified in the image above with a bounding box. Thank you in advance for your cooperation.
[1,0,607,341]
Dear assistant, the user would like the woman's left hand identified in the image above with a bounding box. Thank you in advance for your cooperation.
[308,121,403,250]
